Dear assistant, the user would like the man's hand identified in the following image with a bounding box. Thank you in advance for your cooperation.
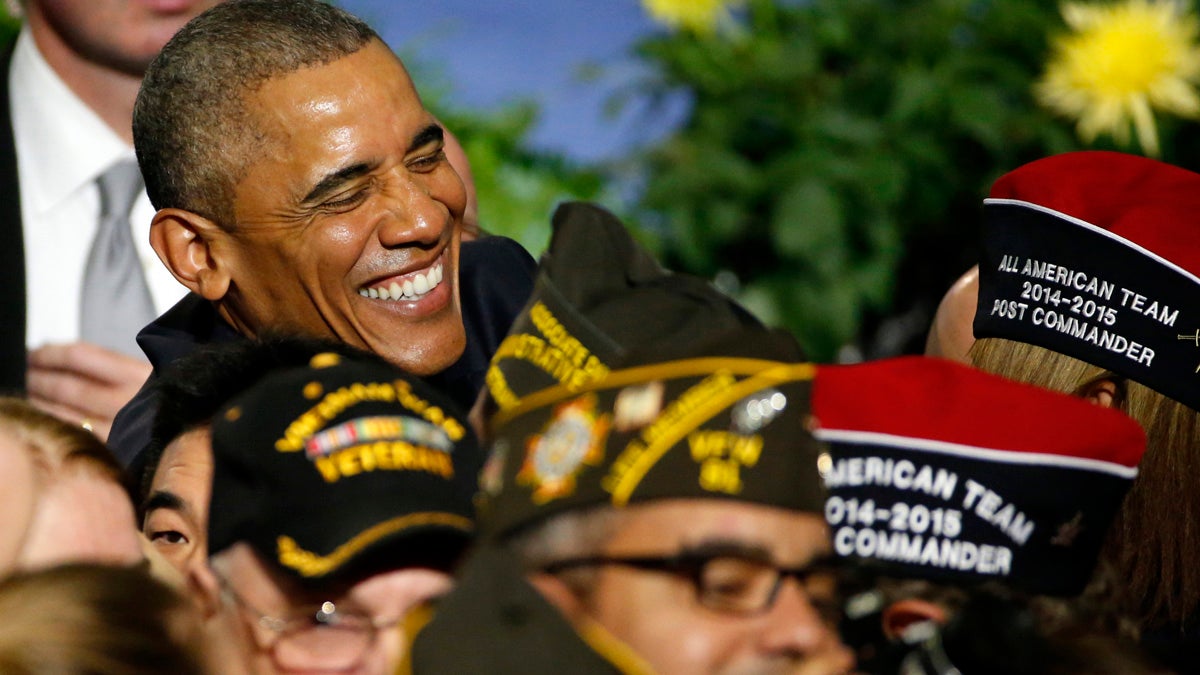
[26,342,152,443]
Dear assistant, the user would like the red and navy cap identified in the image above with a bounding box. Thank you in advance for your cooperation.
[811,356,1145,596]
[974,151,1200,411]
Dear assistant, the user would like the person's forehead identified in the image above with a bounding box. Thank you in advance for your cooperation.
[215,542,298,601]
[148,428,213,511]
[217,543,450,611]
[22,473,144,567]
[608,499,830,557]
[0,432,38,484]
[154,428,213,484]
[343,567,453,612]
[245,40,420,138]
[232,40,431,205]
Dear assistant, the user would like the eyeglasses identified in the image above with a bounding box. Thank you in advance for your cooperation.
[542,544,840,618]
[217,575,397,671]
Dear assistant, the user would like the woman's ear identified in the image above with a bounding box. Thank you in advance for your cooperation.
[1080,378,1120,408]
[149,208,232,302]
[881,598,947,641]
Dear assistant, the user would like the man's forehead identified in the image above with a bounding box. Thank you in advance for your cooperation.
[153,429,213,481]
[612,499,830,552]
[246,40,418,128]
[233,42,433,205]
[163,427,213,460]
[217,542,369,603]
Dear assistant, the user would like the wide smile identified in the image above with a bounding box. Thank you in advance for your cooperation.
[358,256,445,302]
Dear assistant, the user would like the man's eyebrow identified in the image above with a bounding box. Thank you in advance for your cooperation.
[299,124,443,205]
[407,123,444,154]
[302,162,375,205]
[141,489,186,517]
[683,538,772,560]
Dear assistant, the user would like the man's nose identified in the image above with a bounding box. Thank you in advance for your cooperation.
[756,576,833,659]
[377,176,448,248]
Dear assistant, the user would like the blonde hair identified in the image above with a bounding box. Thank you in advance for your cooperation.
[0,398,125,485]
[970,337,1200,627]
[0,563,208,674]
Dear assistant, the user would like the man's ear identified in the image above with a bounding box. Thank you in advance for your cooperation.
[881,598,947,641]
[186,561,224,619]
[1080,378,1120,408]
[527,572,588,624]
[150,208,232,302]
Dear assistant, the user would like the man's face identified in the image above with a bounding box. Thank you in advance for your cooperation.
[212,40,467,376]
[28,0,222,76]
[142,427,213,574]
[17,468,144,569]
[209,543,453,675]
[569,500,852,675]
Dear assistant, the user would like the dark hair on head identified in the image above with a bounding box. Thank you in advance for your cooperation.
[138,334,381,508]
[0,563,207,675]
[133,0,379,228]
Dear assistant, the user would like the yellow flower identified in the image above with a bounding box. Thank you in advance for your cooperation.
[642,0,740,34]
[1036,0,1200,157]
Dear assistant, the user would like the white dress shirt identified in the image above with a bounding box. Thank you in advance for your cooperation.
[9,27,186,349]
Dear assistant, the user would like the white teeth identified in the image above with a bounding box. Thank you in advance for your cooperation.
[360,260,445,301]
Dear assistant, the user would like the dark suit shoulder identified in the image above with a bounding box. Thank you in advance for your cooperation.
[0,39,26,393]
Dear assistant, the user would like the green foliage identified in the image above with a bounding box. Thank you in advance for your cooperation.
[630,0,1085,360]
[433,103,608,256]
[0,5,18,42]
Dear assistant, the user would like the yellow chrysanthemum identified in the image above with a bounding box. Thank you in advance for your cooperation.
[1036,0,1200,157]
[642,0,740,34]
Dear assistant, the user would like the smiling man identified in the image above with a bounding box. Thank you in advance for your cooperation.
[108,0,535,465]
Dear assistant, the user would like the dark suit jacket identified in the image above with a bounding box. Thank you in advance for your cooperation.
[0,40,27,393]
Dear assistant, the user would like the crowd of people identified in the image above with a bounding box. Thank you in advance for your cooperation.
[2,0,1198,673]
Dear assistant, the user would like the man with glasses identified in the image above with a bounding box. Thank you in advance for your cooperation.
[413,202,854,674]
[187,349,481,674]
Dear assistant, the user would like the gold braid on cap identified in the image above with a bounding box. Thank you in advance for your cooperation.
[489,357,817,506]
[276,512,473,577]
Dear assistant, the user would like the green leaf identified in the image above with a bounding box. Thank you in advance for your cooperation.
[772,178,844,263]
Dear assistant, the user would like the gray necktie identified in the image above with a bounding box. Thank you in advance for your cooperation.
[79,159,156,357]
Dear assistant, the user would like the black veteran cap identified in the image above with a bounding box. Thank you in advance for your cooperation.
[975,151,1200,412]
[207,352,481,582]
[482,323,827,538]
[484,201,762,414]
[811,356,1146,596]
